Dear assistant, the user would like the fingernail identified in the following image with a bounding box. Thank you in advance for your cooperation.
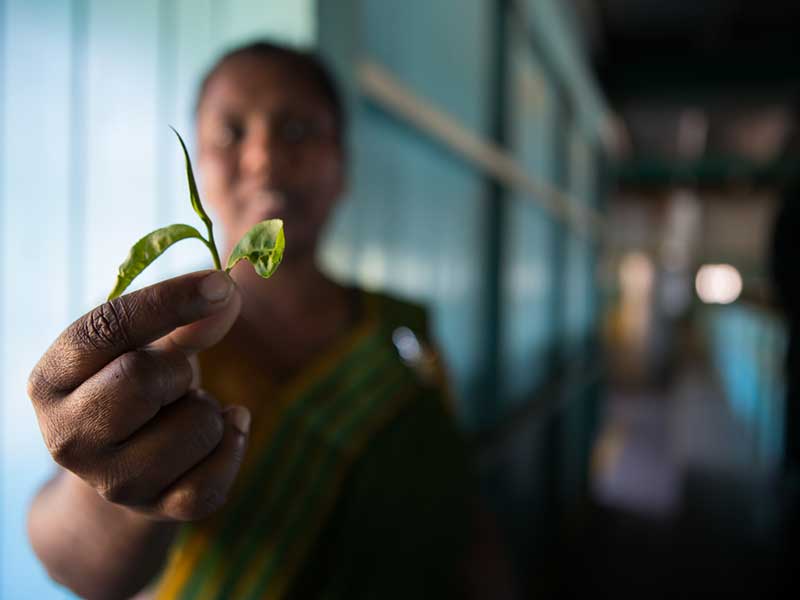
[224,406,251,436]
[199,271,233,303]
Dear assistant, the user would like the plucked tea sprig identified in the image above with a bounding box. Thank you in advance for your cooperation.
[107,128,285,300]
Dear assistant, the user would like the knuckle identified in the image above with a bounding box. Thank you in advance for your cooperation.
[27,366,51,405]
[115,350,158,397]
[28,361,67,405]
[80,300,133,351]
[167,485,226,521]
[45,428,82,468]
[116,348,155,377]
[113,349,192,414]
[96,472,140,506]
[97,479,128,505]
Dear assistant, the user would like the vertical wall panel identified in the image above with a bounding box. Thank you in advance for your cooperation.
[578,139,597,337]
[155,0,178,232]
[224,0,315,47]
[321,0,494,426]
[362,0,491,132]
[1,1,74,596]
[564,124,594,355]
[500,23,558,406]
[67,0,88,317]
[83,0,162,304]
[558,121,598,509]
[159,0,218,273]
[0,0,5,582]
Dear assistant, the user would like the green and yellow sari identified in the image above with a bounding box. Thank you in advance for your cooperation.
[154,292,472,599]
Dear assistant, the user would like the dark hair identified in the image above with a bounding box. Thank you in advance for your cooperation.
[196,40,346,144]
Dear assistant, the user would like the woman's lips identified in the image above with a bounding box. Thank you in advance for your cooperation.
[246,190,287,220]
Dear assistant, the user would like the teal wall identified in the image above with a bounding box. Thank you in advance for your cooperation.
[500,20,559,406]
[320,0,496,426]
[318,0,608,430]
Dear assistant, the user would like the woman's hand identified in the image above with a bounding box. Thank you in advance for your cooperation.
[28,270,249,521]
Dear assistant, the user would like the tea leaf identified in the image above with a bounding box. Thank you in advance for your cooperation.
[108,224,207,300]
[225,219,285,278]
[170,127,209,224]
[170,126,221,270]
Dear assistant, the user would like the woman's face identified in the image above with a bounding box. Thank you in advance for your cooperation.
[196,54,344,260]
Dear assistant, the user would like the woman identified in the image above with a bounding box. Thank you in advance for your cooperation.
[27,42,474,599]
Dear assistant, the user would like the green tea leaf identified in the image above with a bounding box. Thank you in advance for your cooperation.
[170,127,209,225]
[108,224,207,300]
[225,219,285,278]
[170,127,222,269]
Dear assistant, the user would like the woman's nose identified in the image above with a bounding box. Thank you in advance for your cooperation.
[240,122,277,176]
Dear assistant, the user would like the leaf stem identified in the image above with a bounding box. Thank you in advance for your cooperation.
[202,221,222,270]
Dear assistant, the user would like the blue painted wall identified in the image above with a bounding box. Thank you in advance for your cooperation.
[500,25,559,407]
[320,0,496,426]
[319,0,606,429]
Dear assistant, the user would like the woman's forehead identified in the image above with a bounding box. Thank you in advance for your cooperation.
[201,55,331,114]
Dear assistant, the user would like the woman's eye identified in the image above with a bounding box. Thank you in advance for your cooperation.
[279,118,313,145]
[213,123,243,149]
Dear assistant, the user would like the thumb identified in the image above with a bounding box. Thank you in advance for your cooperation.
[155,271,242,356]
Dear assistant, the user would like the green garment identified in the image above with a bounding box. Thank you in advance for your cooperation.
[154,291,473,600]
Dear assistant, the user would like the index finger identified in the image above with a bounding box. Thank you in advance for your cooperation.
[29,270,237,402]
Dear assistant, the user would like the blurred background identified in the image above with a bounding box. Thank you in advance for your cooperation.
[2,0,799,597]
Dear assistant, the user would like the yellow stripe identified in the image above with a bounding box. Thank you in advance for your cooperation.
[232,366,413,599]
[154,525,212,600]
[193,343,396,600]
[155,297,380,599]
[265,380,415,600]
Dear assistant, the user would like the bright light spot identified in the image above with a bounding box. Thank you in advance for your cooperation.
[695,264,742,304]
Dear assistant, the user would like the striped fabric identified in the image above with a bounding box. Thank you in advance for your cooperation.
[154,293,428,600]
